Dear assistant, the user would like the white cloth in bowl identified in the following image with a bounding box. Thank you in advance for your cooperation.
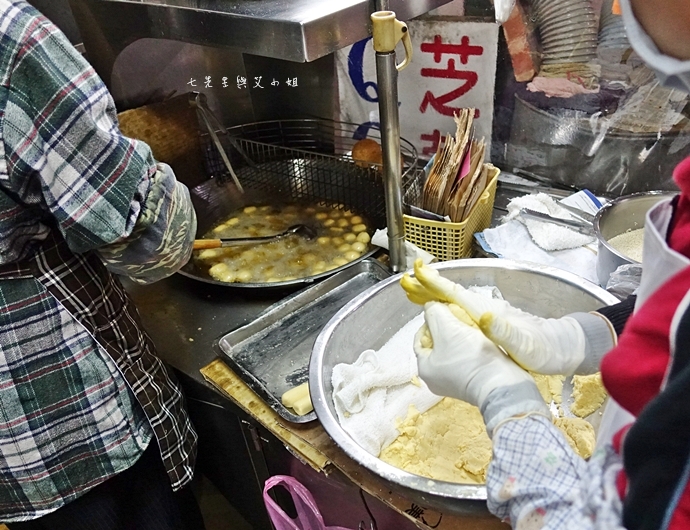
[331,313,442,457]
[331,286,502,457]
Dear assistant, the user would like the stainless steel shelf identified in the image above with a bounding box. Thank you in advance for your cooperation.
[70,0,451,63]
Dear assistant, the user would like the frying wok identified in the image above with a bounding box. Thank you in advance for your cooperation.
[180,174,382,289]
[178,119,422,289]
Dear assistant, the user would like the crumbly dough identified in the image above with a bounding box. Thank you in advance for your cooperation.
[554,417,596,459]
[533,373,565,405]
[380,373,603,484]
[380,398,491,484]
[571,373,607,418]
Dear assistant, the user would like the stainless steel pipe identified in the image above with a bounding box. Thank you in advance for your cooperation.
[371,9,412,272]
[375,51,407,272]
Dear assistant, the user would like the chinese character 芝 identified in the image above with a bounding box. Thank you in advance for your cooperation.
[237,76,247,89]
[419,35,484,117]
[204,75,212,88]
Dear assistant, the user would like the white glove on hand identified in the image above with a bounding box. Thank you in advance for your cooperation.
[414,302,550,436]
[413,261,593,375]
[415,302,531,407]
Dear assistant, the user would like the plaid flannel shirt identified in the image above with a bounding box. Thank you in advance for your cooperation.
[0,1,197,521]
[487,416,625,529]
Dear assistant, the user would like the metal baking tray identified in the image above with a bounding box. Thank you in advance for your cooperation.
[217,259,392,423]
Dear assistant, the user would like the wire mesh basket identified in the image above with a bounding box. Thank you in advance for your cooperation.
[404,167,499,260]
[200,118,423,229]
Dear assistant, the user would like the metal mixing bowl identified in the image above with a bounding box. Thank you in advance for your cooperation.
[310,259,619,516]
[593,191,678,287]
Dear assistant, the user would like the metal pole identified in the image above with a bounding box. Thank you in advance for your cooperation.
[375,51,407,272]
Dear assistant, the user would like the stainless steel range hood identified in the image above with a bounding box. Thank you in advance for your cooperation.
[69,0,451,66]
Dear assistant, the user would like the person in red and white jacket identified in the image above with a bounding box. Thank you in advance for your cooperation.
[411,0,690,528]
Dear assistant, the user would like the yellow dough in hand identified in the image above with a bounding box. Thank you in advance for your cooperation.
[281,383,313,416]
[447,304,478,328]
[571,373,607,418]
[400,273,437,305]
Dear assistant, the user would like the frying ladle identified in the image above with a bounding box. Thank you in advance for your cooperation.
[193,224,317,250]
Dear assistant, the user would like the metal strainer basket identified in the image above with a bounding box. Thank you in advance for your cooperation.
[182,117,424,289]
[200,118,423,229]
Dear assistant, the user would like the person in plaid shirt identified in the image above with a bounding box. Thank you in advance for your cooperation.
[0,1,204,528]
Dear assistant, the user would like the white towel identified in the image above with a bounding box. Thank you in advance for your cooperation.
[476,190,602,284]
[372,228,437,269]
[331,314,442,457]
[505,193,595,251]
[331,286,502,457]
[480,220,600,284]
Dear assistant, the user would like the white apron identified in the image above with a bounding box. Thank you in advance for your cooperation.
[595,197,690,450]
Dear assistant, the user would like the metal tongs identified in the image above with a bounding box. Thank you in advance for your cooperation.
[193,224,317,250]
[190,92,245,194]
[519,208,596,237]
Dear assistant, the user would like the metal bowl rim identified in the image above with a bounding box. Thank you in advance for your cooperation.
[310,258,619,503]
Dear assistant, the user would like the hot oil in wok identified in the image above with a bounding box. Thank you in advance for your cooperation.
[194,202,372,284]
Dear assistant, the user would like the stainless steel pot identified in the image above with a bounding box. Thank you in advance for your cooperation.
[593,191,678,287]
[310,259,618,516]
[506,96,687,197]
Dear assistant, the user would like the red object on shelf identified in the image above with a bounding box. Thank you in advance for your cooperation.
[500,1,541,82]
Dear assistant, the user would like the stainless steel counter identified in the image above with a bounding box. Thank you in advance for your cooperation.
[122,273,292,390]
[123,268,512,530]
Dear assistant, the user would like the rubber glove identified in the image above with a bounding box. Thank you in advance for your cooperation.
[414,302,550,436]
[411,260,616,376]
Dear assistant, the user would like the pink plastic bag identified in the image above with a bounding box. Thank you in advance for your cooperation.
[263,475,355,530]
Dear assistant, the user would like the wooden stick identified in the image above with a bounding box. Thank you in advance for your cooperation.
[193,239,222,250]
